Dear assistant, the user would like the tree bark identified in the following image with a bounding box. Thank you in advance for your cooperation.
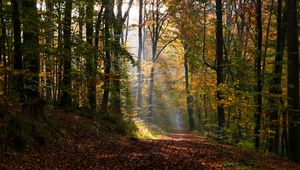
[101,2,113,113]
[137,0,143,115]
[0,0,7,94]
[45,0,54,104]
[184,51,195,130]
[86,0,96,110]
[110,0,134,115]
[148,0,159,118]
[60,0,72,108]
[22,0,42,114]
[254,0,263,150]
[12,0,24,100]
[268,0,284,154]
[287,0,300,162]
[216,0,225,127]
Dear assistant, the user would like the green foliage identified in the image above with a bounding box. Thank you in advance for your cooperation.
[133,118,165,139]
[237,140,255,150]
[100,114,137,137]
[215,82,256,144]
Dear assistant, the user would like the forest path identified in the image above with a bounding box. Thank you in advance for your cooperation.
[1,113,299,169]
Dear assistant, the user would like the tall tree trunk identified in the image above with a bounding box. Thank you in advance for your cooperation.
[0,0,2,65]
[95,6,103,110]
[148,45,156,118]
[95,7,103,52]
[45,0,54,104]
[73,5,83,108]
[22,0,41,114]
[111,0,134,115]
[216,0,225,127]
[268,0,284,154]
[111,0,124,115]
[86,0,96,110]
[184,50,195,130]
[137,0,143,115]
[60,0,72,108]
[101,3,113,113]
[12,0,23,100]
[287,0,299,162]
[0,0,6,94]
[281,7,288,155]
[196,97,203,131]
[53,1,63,107]
[204,94,208,129]
[254,0,263,150]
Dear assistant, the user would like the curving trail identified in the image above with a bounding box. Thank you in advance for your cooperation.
[1,113,299,170]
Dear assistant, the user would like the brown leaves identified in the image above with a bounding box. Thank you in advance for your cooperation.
[1,112,300,170]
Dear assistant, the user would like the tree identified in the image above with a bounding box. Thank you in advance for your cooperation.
[101,0,113,113]
[60,0,73,108]
[287,0,299,162]
[86,0,96,110]
[1,0,8,95]
[12,0,23,100]
[111,0,133,115]
[184,48,195,130]
[45,0,54,103]
[22,0,42,114]
[137,0,143,115]
[146,0,173,118]
[254,0,262,149]
[268,0,284,154]
[216,0,225,128]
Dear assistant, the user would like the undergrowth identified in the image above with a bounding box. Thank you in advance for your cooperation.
[5,113,59,151]
[132,118,161,139]
[100,114,165,139]
[0,95,164,152]
[0,96,60,151]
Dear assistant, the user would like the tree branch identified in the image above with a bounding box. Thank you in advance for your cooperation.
[122,0,134,23]
[155,37,177,62]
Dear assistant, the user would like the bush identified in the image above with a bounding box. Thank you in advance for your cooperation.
[100,114,137,137]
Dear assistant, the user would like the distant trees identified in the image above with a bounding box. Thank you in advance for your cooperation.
[166,0,300,161]
[0,0,138,116]
[145,0,174,118]
[147,0,166,118]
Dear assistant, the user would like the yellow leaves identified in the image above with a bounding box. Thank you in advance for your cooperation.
[218,81,254,112]
[39,71,46,78]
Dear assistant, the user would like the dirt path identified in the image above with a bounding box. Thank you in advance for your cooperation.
[2,133,299,169]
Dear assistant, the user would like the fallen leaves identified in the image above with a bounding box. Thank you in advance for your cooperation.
[1,112,300,170]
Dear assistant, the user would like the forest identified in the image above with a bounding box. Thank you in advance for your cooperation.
[0,0,299,169]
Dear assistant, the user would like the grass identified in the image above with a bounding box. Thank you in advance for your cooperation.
[132,118,162,139]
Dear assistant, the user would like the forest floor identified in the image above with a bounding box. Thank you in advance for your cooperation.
[1,110,300,170]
